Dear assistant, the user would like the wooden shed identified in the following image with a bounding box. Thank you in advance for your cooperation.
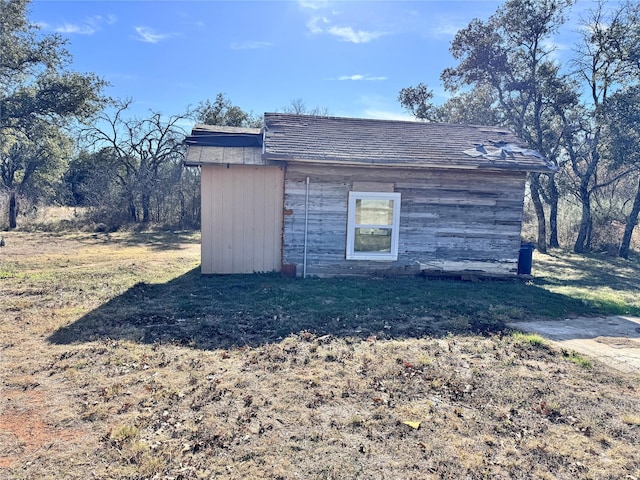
[184,113,555,277]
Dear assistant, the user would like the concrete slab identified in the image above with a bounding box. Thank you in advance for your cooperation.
[508,316,640,375]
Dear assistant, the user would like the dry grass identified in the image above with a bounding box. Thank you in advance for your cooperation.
[1,231,639,479]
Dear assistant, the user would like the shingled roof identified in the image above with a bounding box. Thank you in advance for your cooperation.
[262,113,555,172]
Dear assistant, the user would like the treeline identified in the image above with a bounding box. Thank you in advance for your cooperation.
[65,94,269,229]
[0,0,320,232]
[2,0,640,258]
[399,0,640,258]
[0,90,254,230]
[0,0,255,231]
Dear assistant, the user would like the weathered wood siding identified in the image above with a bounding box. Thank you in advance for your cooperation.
[201,165,283,274]
[187,145,263,165]
[282,164,527,277]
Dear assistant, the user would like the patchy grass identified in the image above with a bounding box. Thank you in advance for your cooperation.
[534,250,640,316]
[511,331,549,348]
[44,250,640,350]
[1,231,639,479]
[561,350,594,370]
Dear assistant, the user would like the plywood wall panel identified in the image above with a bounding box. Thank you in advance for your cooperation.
[200,165,283,274]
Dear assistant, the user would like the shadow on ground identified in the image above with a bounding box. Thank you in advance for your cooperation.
[48,268,621,351]
[535,251,640,294]
[80,230,201,252]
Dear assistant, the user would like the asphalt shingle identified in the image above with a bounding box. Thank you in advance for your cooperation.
[262,113,555,172]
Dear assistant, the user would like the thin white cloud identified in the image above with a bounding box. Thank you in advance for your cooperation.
[135,27,172,43]
[298,0,329,10]
[230,41,273,50]
[307,18,385,43]
[327,26,385,43]
[55,23,96,35]
[85,14,117,28]
[338,74,387,81]
[177,11,205,28]
[307,16,329,34]
[356,94,415,121]
[541,38,569,62]
[35,14,117,36]
[432,22,462,39]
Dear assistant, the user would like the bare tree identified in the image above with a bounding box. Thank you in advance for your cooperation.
[283,98,329,116]
[82,100,190,223]
[565,2,638,253]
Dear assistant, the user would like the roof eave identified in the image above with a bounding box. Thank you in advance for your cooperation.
[262,154,556,173]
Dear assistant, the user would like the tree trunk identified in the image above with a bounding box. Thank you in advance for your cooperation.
[529,173,547,253]
[8,190,18,230]
[574,182,592,253]
[548,175,560,248]
[141,192,151,223]
[128,201,137,222]
[619,176,640,259]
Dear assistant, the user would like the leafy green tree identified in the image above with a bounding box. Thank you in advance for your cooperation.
[559,1,639,253]
[610,3,640,258]
[195,93,262,127]
[607,88,640,258]
[440,0,574,253]
[0,0,105,228]
[398,83,435,121]
[63,148,120,208]
[1,123,72,222]
[433,85,503,126]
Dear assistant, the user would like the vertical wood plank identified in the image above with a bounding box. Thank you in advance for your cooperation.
[200,166,212,273]
[265,166,284,271]
[253,167,267,271]
[199,165,284,274]
[212,167,225,273]
[242,168,256,273]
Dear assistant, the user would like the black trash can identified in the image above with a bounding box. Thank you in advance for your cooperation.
[518,243,535,275]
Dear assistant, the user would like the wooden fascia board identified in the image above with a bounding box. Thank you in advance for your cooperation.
[262,154,555,173]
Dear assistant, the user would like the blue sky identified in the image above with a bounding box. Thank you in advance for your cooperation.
[30,0,600,123]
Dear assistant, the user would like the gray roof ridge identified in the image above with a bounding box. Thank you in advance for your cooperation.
[263,112,514,132]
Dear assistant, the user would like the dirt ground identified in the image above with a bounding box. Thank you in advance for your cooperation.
[1,231,639,479]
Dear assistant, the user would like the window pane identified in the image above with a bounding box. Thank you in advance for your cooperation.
[355,199,394,226]
[354,228,392,253]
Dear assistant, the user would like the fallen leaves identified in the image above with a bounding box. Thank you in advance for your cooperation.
[402,420,421,430]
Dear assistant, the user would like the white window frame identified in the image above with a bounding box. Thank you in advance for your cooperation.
[346,191,401,261]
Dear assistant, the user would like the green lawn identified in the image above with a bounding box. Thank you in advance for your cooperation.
[48,238,640,351]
